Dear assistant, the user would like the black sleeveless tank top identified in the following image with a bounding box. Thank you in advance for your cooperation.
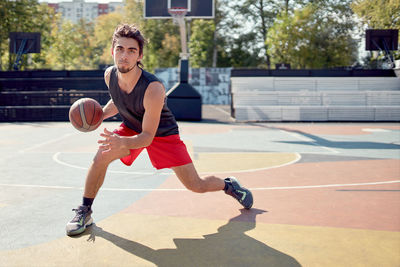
[108,66,179,137]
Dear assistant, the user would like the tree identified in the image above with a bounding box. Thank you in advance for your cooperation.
[30,5,61,70]
[93,12,125,67]
[266,2,358,69]
[0,0,57,70]
[352,0,400,29]
[228,0,288,68]
[189,20,215,67]
[228,32,264,67]
[46,21,79,70]
[73,19,97,69]
[352,0,400,60]
[45,20,96,70]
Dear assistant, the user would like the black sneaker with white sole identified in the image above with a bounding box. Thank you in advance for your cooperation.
[224,177,253,209]
[66,205,93,236]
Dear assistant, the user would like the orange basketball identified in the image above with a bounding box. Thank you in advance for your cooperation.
[69,98,103,132]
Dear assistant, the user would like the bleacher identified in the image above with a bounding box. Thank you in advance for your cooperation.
[0,70,110,121]
[231,69,400,122]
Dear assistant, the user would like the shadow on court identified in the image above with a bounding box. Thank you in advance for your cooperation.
[77,208,301,267]
[279,131,400,150]
[256,124,400,150]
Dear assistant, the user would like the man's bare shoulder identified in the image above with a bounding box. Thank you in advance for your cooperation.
[104,66,114,88]
[143,81,166,108]
[147,81,166,98]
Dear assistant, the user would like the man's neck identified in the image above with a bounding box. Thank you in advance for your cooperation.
[117,65,142,83]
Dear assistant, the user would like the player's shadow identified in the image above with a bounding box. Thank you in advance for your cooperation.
[262,125,400,150]
[81,208,301,266]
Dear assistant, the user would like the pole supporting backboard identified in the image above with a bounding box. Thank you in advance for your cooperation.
[144,0,212,121]
[9,32,41,70]
[168,7,189,59]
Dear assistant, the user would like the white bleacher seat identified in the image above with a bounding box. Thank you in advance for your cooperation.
[231,76,400,121]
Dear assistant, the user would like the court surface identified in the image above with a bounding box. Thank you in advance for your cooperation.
[0,106,399,266]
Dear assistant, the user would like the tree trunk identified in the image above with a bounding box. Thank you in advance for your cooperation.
[259,0,270,69]
[212,1,219,68]
[285,0,289,14]
[212,24,218,67]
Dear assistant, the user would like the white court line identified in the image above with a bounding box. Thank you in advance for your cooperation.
[280,130,339,154]
[212,106,231,116]
[211,106,236,121]
[362,128,390,133]
[250,180,400,190]
[318,145,339,154]
[0,180,398,192]
[1,133,77,162]
[200,152,301,174]
[53,151,302,175]
[19,133,77,153]
[52,152,173,176]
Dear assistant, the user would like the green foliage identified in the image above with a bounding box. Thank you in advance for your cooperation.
[226,0,279,68]
[45,20,96,70]
[93,12,126,66]
[352,0,400,29]
[141,19,180,71]
[3,0,395,71]
[0,0,58,70]
[189,20,215,67]
[266,3,358,69]
[352,0,400,60]
[30,5,60,70]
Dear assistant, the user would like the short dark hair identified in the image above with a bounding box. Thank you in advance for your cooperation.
[112,24,147,68]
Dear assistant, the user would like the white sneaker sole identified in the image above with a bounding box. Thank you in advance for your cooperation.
[66,217,93,236]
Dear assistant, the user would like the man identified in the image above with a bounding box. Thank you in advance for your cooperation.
[66,24,253,236]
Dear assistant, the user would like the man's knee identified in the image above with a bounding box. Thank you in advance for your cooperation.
[93,149,115,166]
[185,179,207,193]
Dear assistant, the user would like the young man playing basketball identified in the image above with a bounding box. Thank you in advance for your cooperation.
[66,24,253,236]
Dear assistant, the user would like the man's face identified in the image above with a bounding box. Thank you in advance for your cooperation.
[112,37,142,73]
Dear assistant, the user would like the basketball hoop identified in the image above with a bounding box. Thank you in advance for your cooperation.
[168,7,188,24]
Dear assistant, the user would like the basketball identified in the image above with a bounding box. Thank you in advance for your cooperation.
[69,98,103,132]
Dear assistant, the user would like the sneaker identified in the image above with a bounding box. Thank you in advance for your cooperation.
[224,177,253,209]
[66,205,93,236]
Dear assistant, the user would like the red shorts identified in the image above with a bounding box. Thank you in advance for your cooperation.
[113,123,192,170]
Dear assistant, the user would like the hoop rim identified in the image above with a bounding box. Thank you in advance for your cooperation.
[168,7,188,16]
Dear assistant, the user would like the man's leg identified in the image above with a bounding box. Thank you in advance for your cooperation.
[172,163,225,193]
[84,148,117,198]
[66,146,130,236]
[172,163,253,209]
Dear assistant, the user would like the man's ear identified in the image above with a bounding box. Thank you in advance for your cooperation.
[111,47,114,56]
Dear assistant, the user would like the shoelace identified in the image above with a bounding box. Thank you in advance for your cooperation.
[227,184,244,201]
[71,208,85,223]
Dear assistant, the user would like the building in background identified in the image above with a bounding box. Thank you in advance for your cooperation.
[47,0,124,23]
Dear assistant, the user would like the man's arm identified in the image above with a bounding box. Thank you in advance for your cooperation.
[102,99,118,120]
[98,81,166,152]
[103,66,118,120]
[123,81,165,148]
[104,66,113,88]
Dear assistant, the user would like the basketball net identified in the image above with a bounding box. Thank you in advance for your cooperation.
[168,7,188,24]
[168,7,189,59]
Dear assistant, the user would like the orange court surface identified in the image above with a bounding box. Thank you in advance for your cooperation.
[0,106,399,266]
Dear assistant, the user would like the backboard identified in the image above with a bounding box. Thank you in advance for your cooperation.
[9,32,41,54]
[365,29,398,51]
[144,0,214,19]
